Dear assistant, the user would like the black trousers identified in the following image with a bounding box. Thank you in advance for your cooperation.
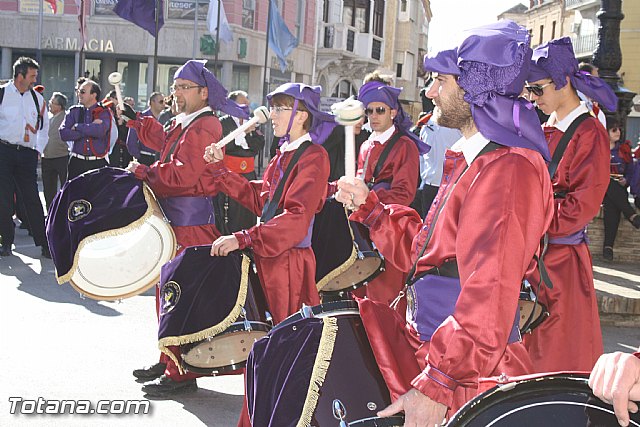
[0,143,47,248]
[41,155,69,212]
[602,178,637,248]
[109,144,132,169]
[67,156,109,181]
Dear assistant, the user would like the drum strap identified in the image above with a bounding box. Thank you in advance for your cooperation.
[261,141,313,224]
[366,131,403,189]
[403,142,502,287]
[162,111,215,163]
[547,112,590,179]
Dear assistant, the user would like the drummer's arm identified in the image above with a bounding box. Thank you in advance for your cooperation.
[127,115,166,153]
[206,161,265,216]
[234,146,329,256]
[411,154,551,409]
[347,189,423,273]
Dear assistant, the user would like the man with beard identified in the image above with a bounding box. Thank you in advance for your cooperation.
[336,21,554,423]
[124,59,248,397]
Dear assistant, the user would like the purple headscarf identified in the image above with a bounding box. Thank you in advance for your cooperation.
[174,60,249,119]
[358,81,429,154]
[529,37,618,112]
[266,83,337,145]
[423,20,550,161]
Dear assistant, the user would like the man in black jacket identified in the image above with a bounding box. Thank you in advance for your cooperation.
[217,90,265,233]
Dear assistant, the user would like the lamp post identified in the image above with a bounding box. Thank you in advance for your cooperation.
[592,0,636,135]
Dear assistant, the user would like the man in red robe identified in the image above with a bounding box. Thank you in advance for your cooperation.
[337,21,554,424]
[349,80,428,310]
[523,37,618,372]
[124,59,249,396]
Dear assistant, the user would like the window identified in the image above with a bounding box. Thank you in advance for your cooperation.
[242,0,255,29]
[372,0,384,37]
[343,0,369,32]
[539,24,544,45]
[232,67,250,92]
[332,80,356,98]
[551,20,556,39]
[396,63,403,79]
[400,0,407,12]
[323,0,329,23]
[296,0,305,42]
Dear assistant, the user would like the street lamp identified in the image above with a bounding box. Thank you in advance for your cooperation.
[592,0,636,136]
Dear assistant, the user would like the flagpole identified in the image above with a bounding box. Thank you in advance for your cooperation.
[262,0,273,107]
[192,0,198,58]
[153,0,160,91]
[214,0,221,76]
[37,0,43,78]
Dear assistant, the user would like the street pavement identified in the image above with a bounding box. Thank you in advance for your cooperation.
[1,224,639,427]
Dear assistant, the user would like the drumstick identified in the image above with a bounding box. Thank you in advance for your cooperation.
[214,106,270,149]
[331,97,365,181]
[107,72,125,112]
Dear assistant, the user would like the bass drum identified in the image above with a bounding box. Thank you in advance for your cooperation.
[446,373,640,427]
[47,167,176,300]
[247,300,391,427]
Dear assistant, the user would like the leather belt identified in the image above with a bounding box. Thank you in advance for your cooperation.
[0,138,35,151]
[70,152,106,161]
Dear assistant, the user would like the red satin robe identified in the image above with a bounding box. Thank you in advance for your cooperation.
[204,141,329,324]
[351,144,553,414]
[128,112,223,381]
[352,129,419,310]
[523,114,609,372]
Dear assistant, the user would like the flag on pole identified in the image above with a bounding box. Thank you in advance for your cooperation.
[207,0,233,43]
[114,0,164,37]
[268,0,298,72]
[74,0,86,51]
[45,0,57,14]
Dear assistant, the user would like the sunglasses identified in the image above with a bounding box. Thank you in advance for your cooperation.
[365,107,387,116]
[78,89,87,94]
[610,127,621,132]
[524,82,553,97]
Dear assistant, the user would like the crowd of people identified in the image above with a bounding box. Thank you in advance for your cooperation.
[1,18,640,427]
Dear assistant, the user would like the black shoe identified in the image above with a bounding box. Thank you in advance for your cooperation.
[0,245,12,257]
[133,362,167,381]
[41,246,52,259]
[631,215,640,229]
[603,246,614,261]
[142,375,197,397]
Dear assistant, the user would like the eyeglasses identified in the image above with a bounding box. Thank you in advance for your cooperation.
[170,84,202,93]
[365,107,387,116]
[78,89,87,94]
[524,81,553,97]
[269,106,294,114]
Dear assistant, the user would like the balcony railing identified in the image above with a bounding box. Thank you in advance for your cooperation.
[565,0,599,9]
[572,33,598,57]
[320,23,383,62]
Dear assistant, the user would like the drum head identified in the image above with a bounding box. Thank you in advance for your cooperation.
[69,213,176,300]
[181,322,271,374]
[447,374,640,427]
[321,255,384,292]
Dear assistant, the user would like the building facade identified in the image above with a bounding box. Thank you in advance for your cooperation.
[0,0,317,110]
